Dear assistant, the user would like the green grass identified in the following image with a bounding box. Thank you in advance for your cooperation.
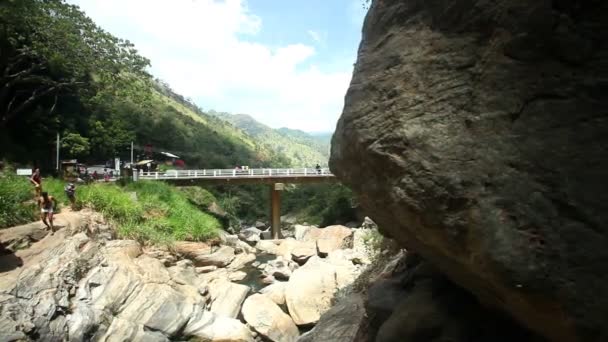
[0,173,38,227]
[0,175,220,244]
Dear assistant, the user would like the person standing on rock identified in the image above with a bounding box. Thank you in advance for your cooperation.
[30,168,42,197]
[38,192,57,234]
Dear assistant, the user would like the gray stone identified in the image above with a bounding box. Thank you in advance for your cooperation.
[208,279,250,318]
[194,246,235,267]
[259,282,287,305]
[330,0,608,340]
[242,294,299,342]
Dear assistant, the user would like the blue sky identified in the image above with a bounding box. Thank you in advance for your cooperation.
[68,0,367,132]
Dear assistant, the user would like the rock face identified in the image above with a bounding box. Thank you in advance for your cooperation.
[242,294,299,342]
[0,211,253,342]
[330,0,608,341]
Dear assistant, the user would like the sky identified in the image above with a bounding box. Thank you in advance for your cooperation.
[67,0,368,133]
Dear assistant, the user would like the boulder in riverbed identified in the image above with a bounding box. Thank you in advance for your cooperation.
[242,294,299,342]
[194,246,235,267]
[207,279,250,319]
[259,281,287,305]
[285,256,338,325]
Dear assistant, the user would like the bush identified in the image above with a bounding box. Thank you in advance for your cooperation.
[0,173,37,228]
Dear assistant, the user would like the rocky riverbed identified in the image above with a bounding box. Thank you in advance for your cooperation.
[0,210,377,342]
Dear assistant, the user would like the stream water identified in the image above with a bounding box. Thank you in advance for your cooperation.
[234,253,276,292]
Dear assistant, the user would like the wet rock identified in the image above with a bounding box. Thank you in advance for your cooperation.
[242,294,299,342]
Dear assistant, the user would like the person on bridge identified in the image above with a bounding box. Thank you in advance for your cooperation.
[315,163,322,174]
[38,192,57,234]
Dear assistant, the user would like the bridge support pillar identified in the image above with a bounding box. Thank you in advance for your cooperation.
[270,183,284,239]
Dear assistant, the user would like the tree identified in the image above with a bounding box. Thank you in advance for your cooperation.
[61,132,90,159]
[0,0,150,127]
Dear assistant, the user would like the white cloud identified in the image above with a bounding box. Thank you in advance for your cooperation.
[68,0,352,132]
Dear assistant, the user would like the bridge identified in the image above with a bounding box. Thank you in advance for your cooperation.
[133,168,337,238]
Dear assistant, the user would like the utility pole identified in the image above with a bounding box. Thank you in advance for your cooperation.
[56,132,60,171]
[130,141,134,165]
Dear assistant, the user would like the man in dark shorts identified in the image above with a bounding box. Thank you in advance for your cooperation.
[38,192,57,234]
[30,168,42,197]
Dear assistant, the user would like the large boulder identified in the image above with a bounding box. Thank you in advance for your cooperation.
[301,225,353,255]
[194,246,235,267]
[208,279,250,318]
[242,294,299,342]
[294,224,313,241]
[256,240,279,254]
[259,281,287,305]
[285,256,338,325]
[330,0,608,341]
[228,253,256,271]
[290,241,317,265]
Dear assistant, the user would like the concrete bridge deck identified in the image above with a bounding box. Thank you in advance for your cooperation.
[136,168,336,185]
[134,168,338,238]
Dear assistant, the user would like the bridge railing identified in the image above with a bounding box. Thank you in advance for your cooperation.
[137,168,333,180]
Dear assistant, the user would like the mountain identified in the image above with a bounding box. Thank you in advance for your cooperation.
[211,113,330,166]
[277,128,332,157]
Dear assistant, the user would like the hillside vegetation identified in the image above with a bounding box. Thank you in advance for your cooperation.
[0,0,289,170]
[0,173,221,243]
[211,112,330,166]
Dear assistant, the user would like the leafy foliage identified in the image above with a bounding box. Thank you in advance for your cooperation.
[0,0,289,170]
[283,183,357,226]
[0,172,37,228]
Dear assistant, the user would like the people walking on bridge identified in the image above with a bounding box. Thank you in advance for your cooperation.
[315,163,322,174]
[38,191,57,234]
[30,168,42,198]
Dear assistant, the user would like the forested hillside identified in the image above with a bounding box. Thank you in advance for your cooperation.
[0,0,289,170]
[211,112,330,166]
